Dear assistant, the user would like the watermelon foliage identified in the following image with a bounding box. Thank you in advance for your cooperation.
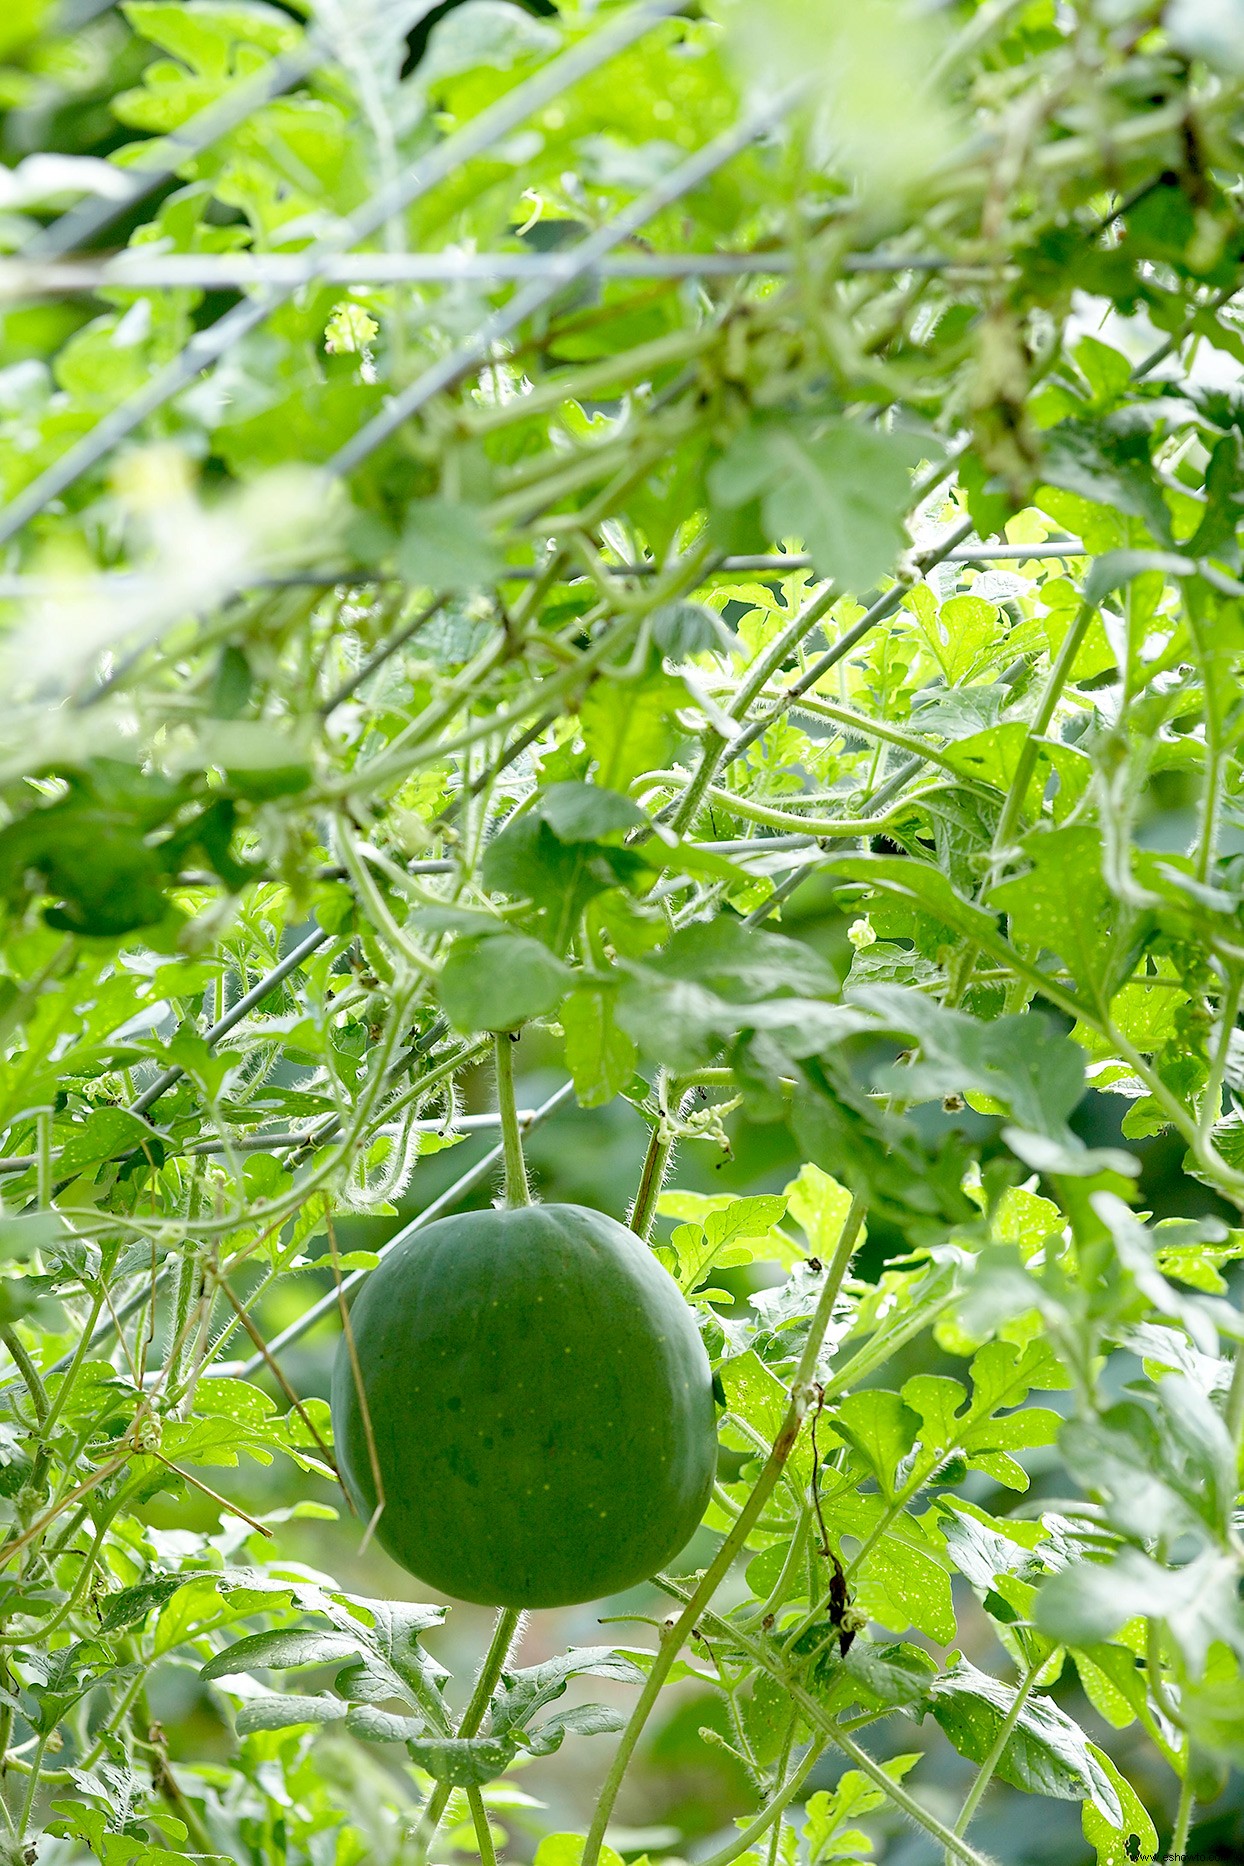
[0,1,1244,1863]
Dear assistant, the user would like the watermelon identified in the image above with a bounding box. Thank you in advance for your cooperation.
[331,1202,717,1607]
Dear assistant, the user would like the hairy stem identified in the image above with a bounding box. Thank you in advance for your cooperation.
[467,1787,499,1866]
[990,597,1096,868]
[1168,1763,1195,1864]
[581,1196,867,1866]
[950,1657,1042,1850]
[1198,968,1242,1140]
[412,1606,522,1861]
[0,1329,47,1429]
[494,1035,531,1208]
[630,1074,680,1239]
[696,1723,817,1866]
[37,1287,105,1445]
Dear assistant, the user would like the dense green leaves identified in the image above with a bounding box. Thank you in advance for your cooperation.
[2,0,1244,1859]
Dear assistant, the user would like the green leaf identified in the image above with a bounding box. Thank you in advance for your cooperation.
[533,1837,625,1866]
[617,919,854,1068]
[1041,418,1171,546]
[719,1351,810,1487]
[98,1572,208,1634]
[661,1193,791,1291]
[937,1499,1047,1593]
[710,416,927,590]
[830,1390,919,1501]
[419,0,559,86]
[990,827,1144,1006]
[344,1703,422,1743]
[1081,1746,1159,1866]
[204,720,315,801]
[1084,548,1194,608]
[1060,1373,1235,1545]
[930,1659,1122,1819]
[560,986,637,1108]
[406,1734,516,1785]
[56,1108,165,1174]
[579,667,686,788]
[782,1163,854,1257]
[438,932,572,1032]
[1180,1646,1244,1766]
[482,814,648,939]
[201,1627,364,1681]
[1038,1548,1244,1676]
[824,852,1001,948]
[855,984,1086,1138]
[704,1195,788,1250]
[815,1644,937,1721]
[122,1,301,72]
[839,1497,956,1643]
[520,1701,625,1754]
[804,1754,920,1863]
[911,592,1000,686]
[643,918,837,1002]
[534,782,648,842]
[0,794,172,936]
[651,600,734,659]
[234,1694,348,1733]
[397,499,503,593]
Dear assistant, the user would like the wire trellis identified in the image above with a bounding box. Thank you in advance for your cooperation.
[0,248,996,294]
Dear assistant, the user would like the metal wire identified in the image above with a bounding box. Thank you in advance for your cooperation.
[0,248,984,295]
[128,925,332,1117]
[0,1110,531,1175]
[0,539,1088,602]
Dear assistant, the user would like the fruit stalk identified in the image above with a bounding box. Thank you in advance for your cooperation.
[629,1104,676,1240]
[494,1034,531,1207]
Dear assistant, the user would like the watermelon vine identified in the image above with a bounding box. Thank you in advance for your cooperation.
[1,1,1244,1862]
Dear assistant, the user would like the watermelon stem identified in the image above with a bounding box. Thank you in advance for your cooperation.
[494,1033,531,1207]
[466,1786,499,1866]
[411,1605,523,1861]
[581,1193,869,1866]
[630,1105,675,1240]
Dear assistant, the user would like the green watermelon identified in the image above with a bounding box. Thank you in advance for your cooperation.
[331,1202,717,1607]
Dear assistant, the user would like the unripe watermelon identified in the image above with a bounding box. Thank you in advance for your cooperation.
[330,1202,717,1607]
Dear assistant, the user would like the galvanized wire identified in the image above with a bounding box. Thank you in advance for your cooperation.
[0,248,984,294]
[0,539,1089,602]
